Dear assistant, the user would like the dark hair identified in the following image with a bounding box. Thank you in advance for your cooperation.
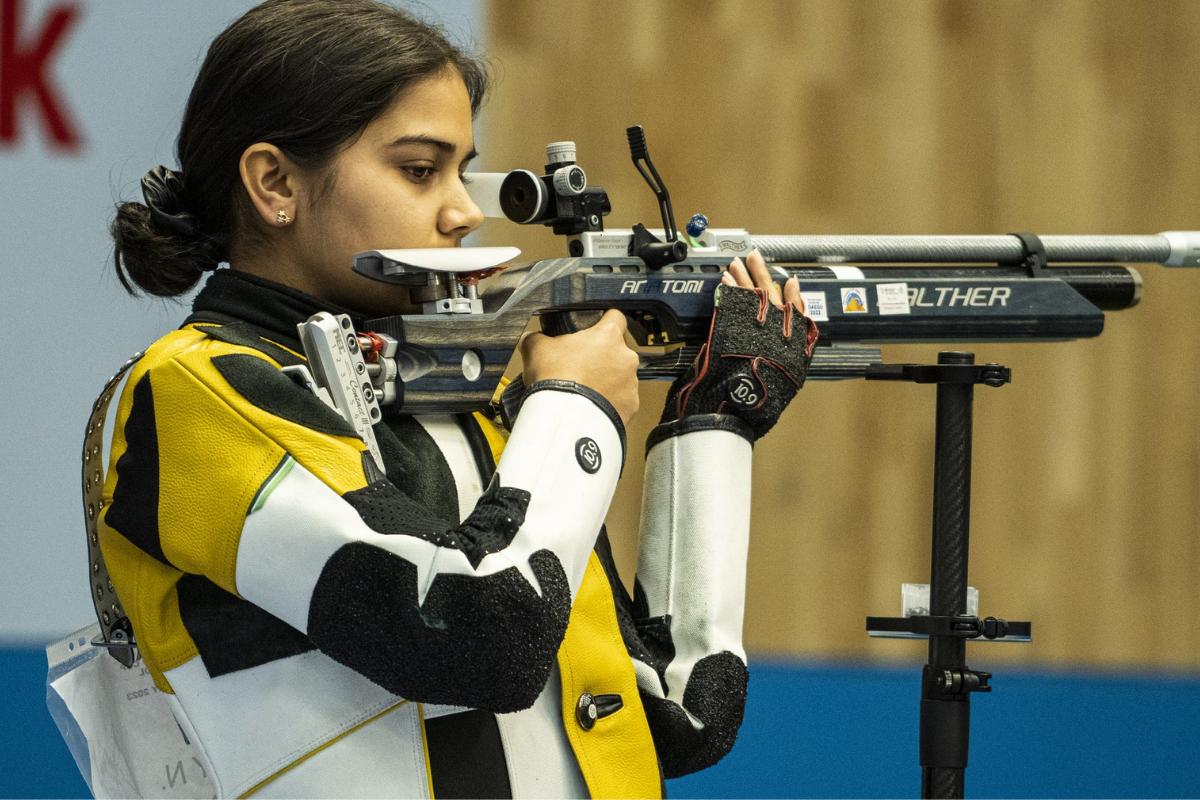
[112,0,489,297]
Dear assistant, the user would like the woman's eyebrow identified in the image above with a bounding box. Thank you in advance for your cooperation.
[388,134,478,162]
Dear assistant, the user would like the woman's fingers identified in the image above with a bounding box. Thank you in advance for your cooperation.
[727,256,752,288]
[725,251,789,309]
[594,308,629,335]
[783,276,806,314]
[746,250,783,308]
[518,330,547,360]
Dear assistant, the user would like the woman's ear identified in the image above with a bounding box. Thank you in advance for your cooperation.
[239,143,302,228]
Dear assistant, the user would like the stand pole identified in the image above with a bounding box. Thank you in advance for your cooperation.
[921,352,975,799]
[865,352,1026,798]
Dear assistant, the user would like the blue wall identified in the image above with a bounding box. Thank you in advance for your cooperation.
[671,659,1200,798]
[7,648,1200,798]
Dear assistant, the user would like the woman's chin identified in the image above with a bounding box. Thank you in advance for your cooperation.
[346,284,421,317]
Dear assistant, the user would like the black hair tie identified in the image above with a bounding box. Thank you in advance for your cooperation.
[141,165,201,239]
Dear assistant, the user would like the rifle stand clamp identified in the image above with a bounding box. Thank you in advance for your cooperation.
[866,614,1031,641]
[929,666,991,697]
[864,351,1032,800]
[864,362,1011,387]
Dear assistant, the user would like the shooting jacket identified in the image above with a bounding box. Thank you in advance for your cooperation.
[97,269,755,798]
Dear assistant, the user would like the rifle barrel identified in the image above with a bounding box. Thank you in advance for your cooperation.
[753,232,1199,266]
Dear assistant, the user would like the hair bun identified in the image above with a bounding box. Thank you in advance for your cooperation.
[141,165,201,238]
[112,166,222,297]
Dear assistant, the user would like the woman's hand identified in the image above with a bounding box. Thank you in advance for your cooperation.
[661,249,819,440]
[722,249,806,314]
[519,309,641,424]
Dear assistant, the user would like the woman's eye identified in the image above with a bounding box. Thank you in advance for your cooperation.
[460,173,473,186]
[403,165,436,182]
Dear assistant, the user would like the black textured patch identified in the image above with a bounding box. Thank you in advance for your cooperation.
[378,416,460,525]
[641,652,749,778]
[176,574,315,677]
[106,374,170,566]
[594,530,670,695]
[210,353,357,439]
[307,544,569,712]
[452,474,530,567]
[343,480,451,540]
[575,437,602,473]
[191,318,305,368]
[342,473,528,568]
[425,709,512,799]
[371,420,411,485]
[592,530,744,778]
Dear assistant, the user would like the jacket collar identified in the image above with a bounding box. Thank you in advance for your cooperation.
[187,269,364,350]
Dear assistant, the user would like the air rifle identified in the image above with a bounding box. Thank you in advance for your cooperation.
[290,127,1198,463]
[281,127,1197,797]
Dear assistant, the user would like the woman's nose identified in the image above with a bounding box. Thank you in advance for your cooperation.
[439,180,485,239]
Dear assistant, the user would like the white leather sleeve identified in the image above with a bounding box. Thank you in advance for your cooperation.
[232,381,625,712]
[634,418,753,707]
[238,385,625,624]
[493,384,625,596]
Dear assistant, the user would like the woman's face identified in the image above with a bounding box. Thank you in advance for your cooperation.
[290,68,484,314]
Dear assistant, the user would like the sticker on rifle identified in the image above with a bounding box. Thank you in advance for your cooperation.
[876,282,911,315]
[841,287,869,314]
[800,291,828,321]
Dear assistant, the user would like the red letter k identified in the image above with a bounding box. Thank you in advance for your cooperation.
[1,0,81,150]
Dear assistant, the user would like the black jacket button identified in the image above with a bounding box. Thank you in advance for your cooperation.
[576,692,623,731]
[576,692,598,731]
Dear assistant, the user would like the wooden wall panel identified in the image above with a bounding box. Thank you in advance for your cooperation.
[482,0,1200,668]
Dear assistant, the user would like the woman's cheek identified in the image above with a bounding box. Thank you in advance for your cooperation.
[386,202,431,247]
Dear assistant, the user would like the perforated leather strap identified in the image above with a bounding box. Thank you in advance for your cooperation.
[83,353,143,666]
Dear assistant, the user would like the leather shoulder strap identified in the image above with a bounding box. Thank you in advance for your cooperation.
[83,352,144,667]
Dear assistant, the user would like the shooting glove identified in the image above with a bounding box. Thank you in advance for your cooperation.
[660,285,819,441]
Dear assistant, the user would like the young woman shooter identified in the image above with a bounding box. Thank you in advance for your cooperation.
[100,1,817,795]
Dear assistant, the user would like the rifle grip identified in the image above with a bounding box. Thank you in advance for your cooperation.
[541,309,614,337]
[539,310,579,337]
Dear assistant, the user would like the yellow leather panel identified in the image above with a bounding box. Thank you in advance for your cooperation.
[97,323,372,688]
[97,327,219,692]
[169,342,370,495]
[471,411,510,466]
[97,522,191,693]
[558,555,662,799]
[151,356,285,592]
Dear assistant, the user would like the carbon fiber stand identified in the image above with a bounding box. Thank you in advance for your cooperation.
[865,352,1031,799]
